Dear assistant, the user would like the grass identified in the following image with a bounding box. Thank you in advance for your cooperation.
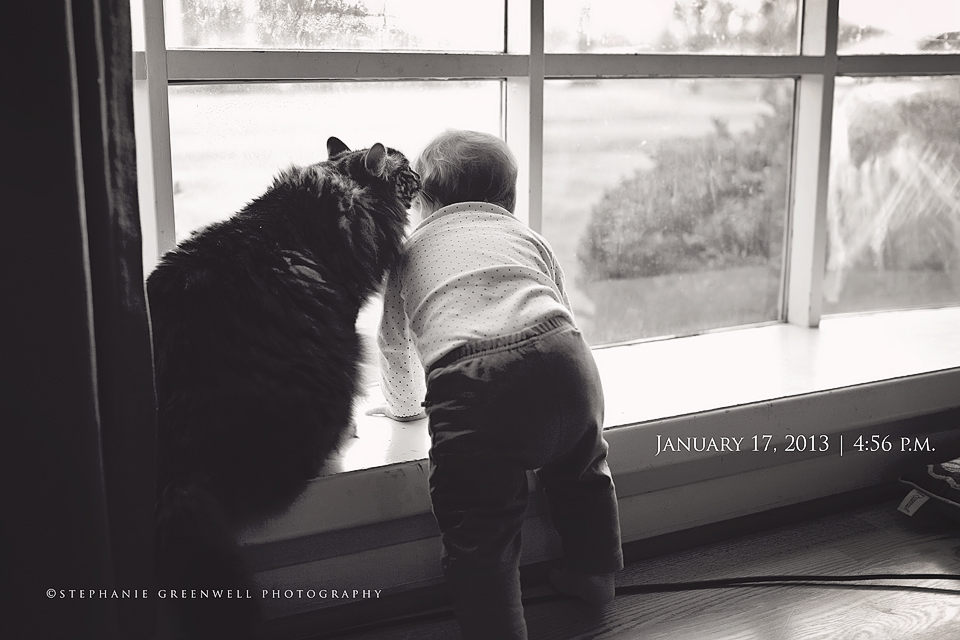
[580,264,782,344]
[823,269,960,316]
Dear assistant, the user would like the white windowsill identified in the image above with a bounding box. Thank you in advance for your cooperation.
[324,305,960,474]
[237,306,960,620]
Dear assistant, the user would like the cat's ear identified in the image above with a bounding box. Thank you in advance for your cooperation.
[327,136,350,158]
[364,143,387,177]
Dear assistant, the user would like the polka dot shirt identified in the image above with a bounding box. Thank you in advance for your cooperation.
[377,201,575,418]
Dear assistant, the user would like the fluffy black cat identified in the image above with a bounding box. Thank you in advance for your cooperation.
[148,137,419,639]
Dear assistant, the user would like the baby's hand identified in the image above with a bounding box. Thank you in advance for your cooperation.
[364,405,426,422]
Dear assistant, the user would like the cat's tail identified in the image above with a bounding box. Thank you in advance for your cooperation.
[156,482,263,640]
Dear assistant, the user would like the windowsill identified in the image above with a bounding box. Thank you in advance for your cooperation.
[238,306,960,621]
[325,305,960,474]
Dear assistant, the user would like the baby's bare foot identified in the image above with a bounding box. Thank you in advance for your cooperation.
[549,568,615,606]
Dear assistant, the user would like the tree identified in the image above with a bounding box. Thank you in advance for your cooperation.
[659,0,798,54]
[178,0,386,49]
[256,0,376,49]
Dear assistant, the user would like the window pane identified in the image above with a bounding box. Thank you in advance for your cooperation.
[543,79,793,345]
[164,0,505,51]
[545,0,799,54]
[130,0,145,50]
[839,0,960,54]
[167,81,501,384]
[168,81,501,239]
[823,76,960,315]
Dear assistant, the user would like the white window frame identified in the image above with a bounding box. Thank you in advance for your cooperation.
[132,0,960,620]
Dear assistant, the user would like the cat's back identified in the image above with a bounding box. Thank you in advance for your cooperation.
[148,208,361,492]
[147,214,266,301]
[148,211,312,321]
[147,212,352,367]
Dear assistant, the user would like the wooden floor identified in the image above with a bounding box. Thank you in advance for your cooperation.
[325,494,960,640]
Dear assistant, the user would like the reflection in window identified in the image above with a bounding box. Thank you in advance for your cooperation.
[824,76,960,314]
[163,0,505,51]
[545,0,799,55]
[543,79,793,345]
[839,0,960,54]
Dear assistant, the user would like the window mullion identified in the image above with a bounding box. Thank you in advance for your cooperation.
[838,53,960,76]
[142,0,177,263]
[785,0,839,327]
[527,0,544,233]
[504,0,543,232]
[543,54,823,78]
[164,50,528,83]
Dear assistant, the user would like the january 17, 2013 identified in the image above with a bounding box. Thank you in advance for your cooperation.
[654,434,936,456]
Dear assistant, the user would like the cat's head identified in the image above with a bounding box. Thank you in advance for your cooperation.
[325,136,421,211]
[295,137,419,285]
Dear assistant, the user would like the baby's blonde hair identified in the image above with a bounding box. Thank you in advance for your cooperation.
[414,130,518,214]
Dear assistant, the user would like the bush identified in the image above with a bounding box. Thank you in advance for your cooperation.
[578,87,791,281]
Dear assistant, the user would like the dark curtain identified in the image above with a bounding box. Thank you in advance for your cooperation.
[1,1,157,639]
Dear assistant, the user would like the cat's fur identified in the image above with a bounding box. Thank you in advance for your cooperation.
[147,137,419,639]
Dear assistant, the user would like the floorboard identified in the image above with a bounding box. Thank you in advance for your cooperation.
[327,496,960,639]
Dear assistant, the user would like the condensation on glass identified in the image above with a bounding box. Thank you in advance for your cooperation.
[824,76,960,315]
[542,78,794,345]
[545,0,800,55]
[163,0,505,51]
[838,0,960,54]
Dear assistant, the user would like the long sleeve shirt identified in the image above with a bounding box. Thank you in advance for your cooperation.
[377,201,575,418]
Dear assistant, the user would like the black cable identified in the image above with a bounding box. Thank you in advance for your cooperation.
[304,572,960,639]
[615,572,960,592]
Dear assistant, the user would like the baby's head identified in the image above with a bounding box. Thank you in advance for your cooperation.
[414,130,518,215]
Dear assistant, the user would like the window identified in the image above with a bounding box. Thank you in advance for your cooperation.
[544,0,799,54]
[165,0,505,51]
[132,0,960,429]
[825,74,960,314]
[543,77,794,344]
[166,81,501,241]
[838,0,960,55]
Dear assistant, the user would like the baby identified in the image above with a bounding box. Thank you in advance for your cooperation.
[372,129,622,639]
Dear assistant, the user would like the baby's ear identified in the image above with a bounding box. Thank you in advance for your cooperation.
[327,136,350,158]
[364,143,387,177]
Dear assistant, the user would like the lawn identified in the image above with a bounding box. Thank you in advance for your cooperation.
[581,264,782,344]
[822,269,960,316]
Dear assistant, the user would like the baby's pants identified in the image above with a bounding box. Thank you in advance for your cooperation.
[424,316,623,640]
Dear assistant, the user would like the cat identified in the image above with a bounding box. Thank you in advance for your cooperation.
[147,137,420,639]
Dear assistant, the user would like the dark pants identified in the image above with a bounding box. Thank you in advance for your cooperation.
[424,316,623,640]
